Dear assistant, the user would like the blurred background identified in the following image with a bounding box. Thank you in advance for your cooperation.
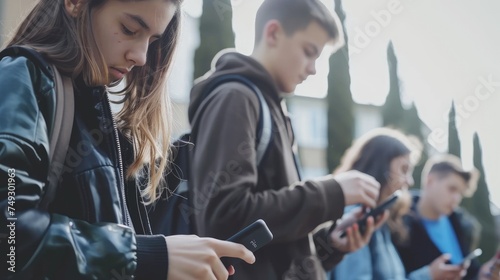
[2,0,499,260]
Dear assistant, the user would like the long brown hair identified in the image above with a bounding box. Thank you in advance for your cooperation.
[7,0,182,204]
[334,128,421,242]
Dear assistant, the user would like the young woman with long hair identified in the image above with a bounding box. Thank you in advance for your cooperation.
[0,1,254,279]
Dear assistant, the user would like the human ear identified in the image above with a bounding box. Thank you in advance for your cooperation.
[262,20,282,47]
[64,0,83,17]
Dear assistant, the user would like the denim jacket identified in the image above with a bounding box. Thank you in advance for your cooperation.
[330,221,431,280]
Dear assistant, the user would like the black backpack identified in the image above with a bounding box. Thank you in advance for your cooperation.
[148,74,272,235]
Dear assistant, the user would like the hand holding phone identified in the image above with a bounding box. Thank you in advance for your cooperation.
[339,190,400,237]
[226,219,273,252]
[222,219,273,268]
[460,248,482,266]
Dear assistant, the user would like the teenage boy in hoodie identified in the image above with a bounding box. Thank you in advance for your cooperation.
[188,0,386,279]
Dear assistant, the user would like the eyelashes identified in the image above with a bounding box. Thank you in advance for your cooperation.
[121,24,136,36]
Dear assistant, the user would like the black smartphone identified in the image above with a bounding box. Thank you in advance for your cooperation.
[226,219,273,252]
[340,190,401,237]
[222,219,273,267]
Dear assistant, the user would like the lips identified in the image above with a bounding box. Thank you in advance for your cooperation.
[109,67,129,80]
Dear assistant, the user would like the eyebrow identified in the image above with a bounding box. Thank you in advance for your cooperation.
[125,13,162,39]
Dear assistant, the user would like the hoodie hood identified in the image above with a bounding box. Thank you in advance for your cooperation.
[189,49,280,122]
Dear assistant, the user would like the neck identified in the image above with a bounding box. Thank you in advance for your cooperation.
[417,195,441,220]
[251,47,274,81]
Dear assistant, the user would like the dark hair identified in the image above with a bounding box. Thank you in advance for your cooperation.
[422,154,479,197]
[335,128,420,243]
[430,162,471,182]
[351,135,411,187]
[254,0,343,45]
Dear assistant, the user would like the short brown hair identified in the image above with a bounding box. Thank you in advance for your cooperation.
[255,0,344,47]
[421,154,480,197]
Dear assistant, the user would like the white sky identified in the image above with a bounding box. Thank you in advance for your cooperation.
[182,0,500,207]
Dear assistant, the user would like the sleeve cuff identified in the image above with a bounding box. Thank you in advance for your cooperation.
[314,176,345,222]
[135,235,168,280]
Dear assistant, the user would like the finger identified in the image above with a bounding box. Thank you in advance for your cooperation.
[357,173,381,190]
[460,267,467,277]
[363,181,379,202]
[211,239,256,264]
[362,216,375,241]
[442,265,463,273]
[211,258,229,280]
[351,223,364,249]
[437,253,452,264]
[373,211,390,229]
[360,191,377,208]
[342,224,357,252]
[227,265,235,276]
[462,260,471,270]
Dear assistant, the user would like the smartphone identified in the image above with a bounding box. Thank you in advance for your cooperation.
[460,248,482,265]
[221,219,273,267]
[226,219,273,252]
[340,190,401,237]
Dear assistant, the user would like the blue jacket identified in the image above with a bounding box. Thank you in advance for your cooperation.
[330,220,430,280]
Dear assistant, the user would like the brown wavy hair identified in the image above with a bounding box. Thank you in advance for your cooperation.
[334,128,421,242]
[7,0,182,204]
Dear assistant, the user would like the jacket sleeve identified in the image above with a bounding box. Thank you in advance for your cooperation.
[407,265,431,280]
[191,83,345,243]
[312,223,346,270]
[0,56,138,279]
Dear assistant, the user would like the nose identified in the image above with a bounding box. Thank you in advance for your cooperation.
[453,192,463,205]
[126,40,148,67]
[306,60,316,75]
[406,173,414,187]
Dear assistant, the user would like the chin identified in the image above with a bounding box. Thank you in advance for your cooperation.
[442,208,453,216]
[277,82,297,95]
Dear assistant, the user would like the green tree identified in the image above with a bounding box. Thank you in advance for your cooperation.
[447,101,461,158]
[382,42,427,187]
[461,133,497,262]
[382,42,405,128]
[326,0,354,172]
[193,0,235,80]
[404,103,427,187]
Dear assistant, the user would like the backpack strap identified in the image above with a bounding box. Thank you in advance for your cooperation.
[0,46,74,210]
[41,62,74,210]
[197,74,272,165]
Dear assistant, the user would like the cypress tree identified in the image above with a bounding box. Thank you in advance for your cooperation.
[448,101,461,158]
[193,0,235,80]
[462,133,497,262]
[382,42,405,128]
[327,0,354,172]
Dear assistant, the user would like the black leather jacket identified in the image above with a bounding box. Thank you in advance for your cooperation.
[0,51,168,279]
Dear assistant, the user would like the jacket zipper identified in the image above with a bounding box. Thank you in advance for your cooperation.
[104,91,132,227]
